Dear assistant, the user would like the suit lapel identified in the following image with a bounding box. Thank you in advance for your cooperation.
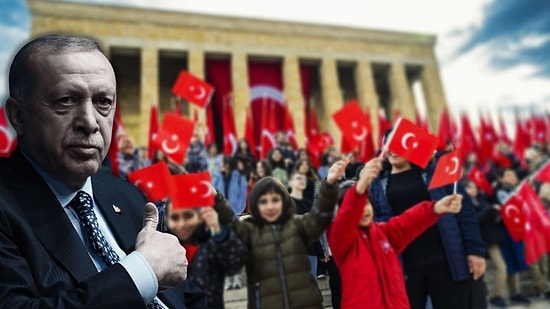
[5,150,98,282]
[92,175,138,253]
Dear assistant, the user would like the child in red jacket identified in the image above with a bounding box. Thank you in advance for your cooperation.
[327,158,463,309]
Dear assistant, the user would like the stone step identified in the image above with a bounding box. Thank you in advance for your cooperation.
[224,277,333,308]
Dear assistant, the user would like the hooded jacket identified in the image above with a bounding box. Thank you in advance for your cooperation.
[328,184,439,309]
[233,177,339,309]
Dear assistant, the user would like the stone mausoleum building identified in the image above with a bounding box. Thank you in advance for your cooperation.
[26,0,448,150]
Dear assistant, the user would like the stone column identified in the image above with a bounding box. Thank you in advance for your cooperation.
[320,57,342,147]
[188,49,205,123]
[421,60,448,131]
[283,55,305,147]
[231,52,250,138]
[388,61,415,122]
[355,60,380,148]
[139,46,158,147]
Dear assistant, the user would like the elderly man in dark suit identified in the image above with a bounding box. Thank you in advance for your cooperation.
[0,34,205,308]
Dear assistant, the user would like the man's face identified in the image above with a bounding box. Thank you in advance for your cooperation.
[14,50,116,188]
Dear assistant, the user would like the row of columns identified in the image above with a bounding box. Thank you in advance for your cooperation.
[133,47,447,149]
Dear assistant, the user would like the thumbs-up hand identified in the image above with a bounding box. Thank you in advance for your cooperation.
[136,203,188,288]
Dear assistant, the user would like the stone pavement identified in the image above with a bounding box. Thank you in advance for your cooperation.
[223,259,550,308]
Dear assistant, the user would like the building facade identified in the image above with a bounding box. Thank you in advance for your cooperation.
[27,0,448,149]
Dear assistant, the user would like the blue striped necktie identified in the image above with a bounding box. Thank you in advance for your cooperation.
[69,191,163,309]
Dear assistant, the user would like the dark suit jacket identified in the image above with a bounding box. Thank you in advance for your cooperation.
[0,149,206,308]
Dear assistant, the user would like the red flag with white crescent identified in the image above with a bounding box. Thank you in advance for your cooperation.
[127,161,174,202]
[428,149,462,190]
[171,172,215,209]
[0,105,17,157]
[172,70,214,108]
[384,118,439,168]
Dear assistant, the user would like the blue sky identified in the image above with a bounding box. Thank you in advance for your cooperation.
[2,0,550,126]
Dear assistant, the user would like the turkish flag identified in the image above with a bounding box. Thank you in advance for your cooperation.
[260,99,278,159]
[457,113,478,162]
[244,106,258,159]
[534,162,550,183]
[106,102,125,177]
[513,116,528,161]
[384,118,439,168]
[498,113,512,145]
[282,103,298,150]
[307,105,320,139]
[222,96,238,155]
[332,100,371,149]
[127,161,173,202]
[148,105,159,161]
[479,115,498,166]
[152,113,195,164]
[0,106,17,157]
[172,70,214,108]
[437,108,452,145]
[358,107,376,162]
[466,166,494,197]
[428,150,462,189]
[520,182,550,264]
[204,102,215,147]
[171,172,215,209]
[500,194,526,241]
[492,150,512,168]
[307,131,334,168]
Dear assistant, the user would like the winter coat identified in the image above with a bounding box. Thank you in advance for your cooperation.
[472,194,504,246]
[161,194,246,309]
[328,185,440,309]
[187,226,247,309]
[233,179,339,309]
[212,169,248,215]
[185,141,208,173]
[369,163,486,281]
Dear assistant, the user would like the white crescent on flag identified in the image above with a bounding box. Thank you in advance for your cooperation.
[162,134,181,154]
[445,157,460,175]
[190,85,207,100]
[504,204,522,224]
[401,133,418,150]
[351,121,367,141]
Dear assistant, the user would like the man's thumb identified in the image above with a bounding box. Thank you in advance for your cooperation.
[143,202,159,230]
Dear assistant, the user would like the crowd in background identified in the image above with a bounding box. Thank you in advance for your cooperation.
[105,119,550,308]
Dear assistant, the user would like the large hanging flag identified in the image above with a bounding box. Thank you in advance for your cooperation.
[428,149,462,190]
[248,62,284,151]
[332,99,371,150]
[172,70,214,108]
[383,118,439,168]
[127,161,173,202]
[206,59,233,152]
[282,103,298,150]
[222,94,238,155]
[243,106,258,159]
[260,98,278,159]
[0,105,17,157]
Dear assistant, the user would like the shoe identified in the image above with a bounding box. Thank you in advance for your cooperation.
[316,274,326,279]
[489,297,507,308]
[509,293,531,305]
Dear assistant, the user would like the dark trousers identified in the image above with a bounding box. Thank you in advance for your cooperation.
[326,257,341,309]
[406,260,472,309]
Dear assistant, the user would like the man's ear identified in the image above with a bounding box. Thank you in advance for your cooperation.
[5,97,24,136]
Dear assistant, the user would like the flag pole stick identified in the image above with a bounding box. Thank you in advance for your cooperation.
[453,182,457,195]
[377,117,402,159]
